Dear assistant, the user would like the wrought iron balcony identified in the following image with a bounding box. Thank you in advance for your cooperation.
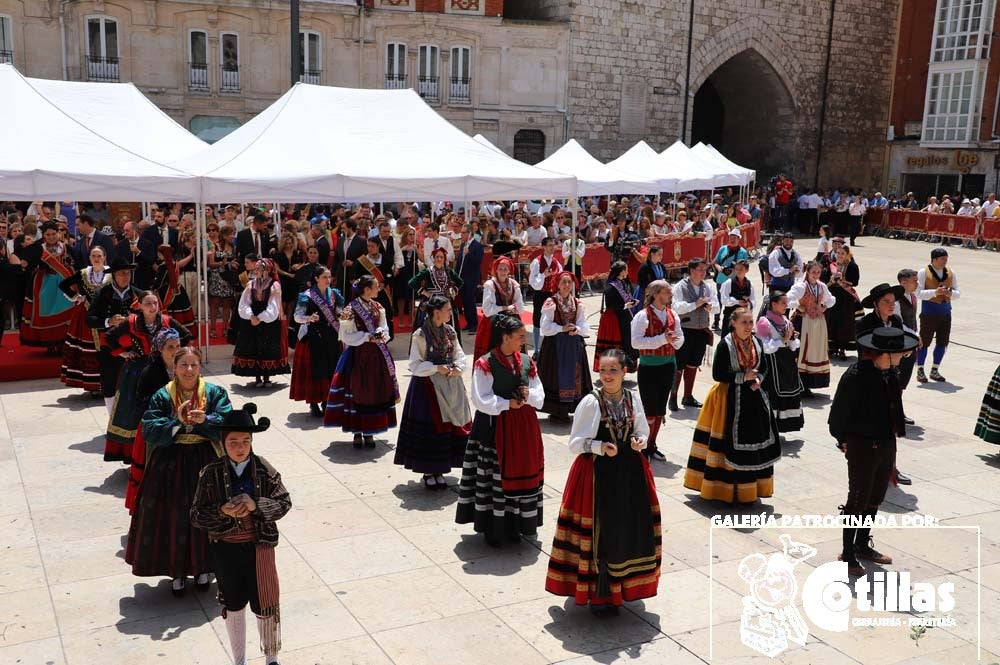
[189,62,208,90]
[300,69,322,84]
[87,55,120,82]
[450,77,471,104]
[221,65,240,92]
[384,74,408,90]
[417,75,439,102]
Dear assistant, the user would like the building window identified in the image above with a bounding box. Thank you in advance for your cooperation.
[922,68,980,143]
[220,33,240,92]
[449,46,471,104]
[300,31,321,84]
[86,17,119,81]
[932,0,995,62]
[386,42,407,89]
[417,45,439,102]
[189,30,208,91]
[513,129,545,165]
[0,15,13,65]
[190,115,241,144]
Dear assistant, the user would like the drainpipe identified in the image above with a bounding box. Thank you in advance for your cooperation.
[814,0,837,187]
[681,0,695,143]
[59,0,71,80]
[358,1,365,87]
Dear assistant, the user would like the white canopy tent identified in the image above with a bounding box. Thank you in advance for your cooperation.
[606,140,679,191]
[535,139,658,196]
[691,142,755,186]
[28,75,208,166]
[657,140,738,190]
[472,133,506,155]
[189,84,577,201]
[0,64,200,201]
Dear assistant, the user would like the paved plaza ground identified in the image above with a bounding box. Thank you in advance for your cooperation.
[1,235,999,665]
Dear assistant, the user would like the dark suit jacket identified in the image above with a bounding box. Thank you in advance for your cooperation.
[375,235,397,281]
[456,239,484,288]
[314,235,331,268]
[114,237,157,290]
[73,231,116,267]
[235,228,274,264]
[332,233,367,288]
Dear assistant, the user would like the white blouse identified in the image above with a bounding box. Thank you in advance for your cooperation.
[756,317,800,354]
[719,277,756,312]
[238,282,282,324]
[787,280,836,311]
[568,391,649,456]
[471,360,544,416]
[481,279,526,318]
[340,299,390,347]
[539,297,590,337]
[409,327,468,377]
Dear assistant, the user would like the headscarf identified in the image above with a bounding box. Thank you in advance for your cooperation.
[491,256,514,277]
[253,258,277,299]
[151,327,181,355]
[553,270,579,293]
[431,247,448,262]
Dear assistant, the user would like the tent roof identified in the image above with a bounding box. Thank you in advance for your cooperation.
[657,140,734,190]
[606,141,678,191]
[692,143,755,186]
[0,64,199,201]
[472,134,506,155]
[190,83,577,201]
[536,139,658,195]
[28,76,207,166]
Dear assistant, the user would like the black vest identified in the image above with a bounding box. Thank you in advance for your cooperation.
[897,292,917,331]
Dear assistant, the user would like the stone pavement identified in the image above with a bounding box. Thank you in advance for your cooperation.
[1,236,999,665]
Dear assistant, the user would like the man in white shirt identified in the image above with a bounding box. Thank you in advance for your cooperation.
[669,259,720,411]
[528,238,562,354]
[956,199,975,216]
[421,223,455,265]
[561,233,586,283]
[915,248,959,383]
[525,214,548,246]
[981,193,999,218]
[767,233,803,293]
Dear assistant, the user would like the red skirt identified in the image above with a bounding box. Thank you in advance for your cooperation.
[289,341,333,404]
[593,309,624,371]
[124,427,146,513]
[545,452,661,606]
[324,344,397,435]
[60,304,101,391]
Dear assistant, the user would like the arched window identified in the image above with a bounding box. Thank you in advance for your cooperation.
[86,16,119,81]
[513,129,545,165]
[386,42,407,89]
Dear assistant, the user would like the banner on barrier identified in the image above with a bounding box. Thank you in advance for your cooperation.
[885,209,979,238]
[982,218,1000,241]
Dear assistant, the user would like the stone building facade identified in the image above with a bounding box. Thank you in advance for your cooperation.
[0,0,567,157]
[885,0,999,202]
[2,0,898,188]
[506,0,901,189]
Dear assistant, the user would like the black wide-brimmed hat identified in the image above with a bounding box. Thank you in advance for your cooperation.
[216,403,271,434]
[109,257,136,273]
[856,327,918,354]
[861,283,905,309]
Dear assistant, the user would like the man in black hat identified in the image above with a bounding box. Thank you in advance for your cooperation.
[86,257,143,413]
[191,403,291,665]
[856,282,914,485]
[829,327,918,576]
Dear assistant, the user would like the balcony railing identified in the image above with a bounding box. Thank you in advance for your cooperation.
[0,50,12,65]
[384,74,408,90]
[189,62,208,90]
[450,77,471,104]
[221,65,240,92]
[417,75,439,102]
[300,69,321,84]
[87,55,120,82]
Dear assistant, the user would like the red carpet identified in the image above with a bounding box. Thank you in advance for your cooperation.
[1,332,65,382]
[0,309,536,383]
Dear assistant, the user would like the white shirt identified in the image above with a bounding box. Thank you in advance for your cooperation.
[471,358,544,415]
[630,306,685,351]
[849,200,867,216]
[768,246,804,279]
[787,280,836,311]
[757,317,800,353]
[528,254,561,291]
[719,277,756,312]
[982,200,1000,217]
[408,328,468,377]
[238,282,282,323]
[339,299,389,346]
[671,280,721,317]
[422,235,454,264]
[957,205,975,216]
[916,267,960,301]
[893,292,920,335]
[561,238,586,266]
[568,391,649,455]
[525,225,548,246]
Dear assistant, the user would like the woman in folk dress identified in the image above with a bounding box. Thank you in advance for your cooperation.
[787,261,836,394]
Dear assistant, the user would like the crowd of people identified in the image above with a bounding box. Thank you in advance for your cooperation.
[3,193,1000,665]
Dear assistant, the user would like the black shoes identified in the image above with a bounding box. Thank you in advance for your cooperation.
[309,403,323,417]
[896,470,912,485]
[668,394,679,412]
[681,396,703,408]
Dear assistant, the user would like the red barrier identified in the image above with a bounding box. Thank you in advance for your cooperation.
[925,214,978,239]
[983,218,1000,241]
[886,209,928,233]
[885,209,980,238]
[478,221,761,284]
[864,208,887,228]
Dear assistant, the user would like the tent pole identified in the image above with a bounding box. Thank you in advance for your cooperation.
[196,203,209,363]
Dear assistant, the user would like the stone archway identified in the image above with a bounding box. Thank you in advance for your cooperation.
[691,48,796,182]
